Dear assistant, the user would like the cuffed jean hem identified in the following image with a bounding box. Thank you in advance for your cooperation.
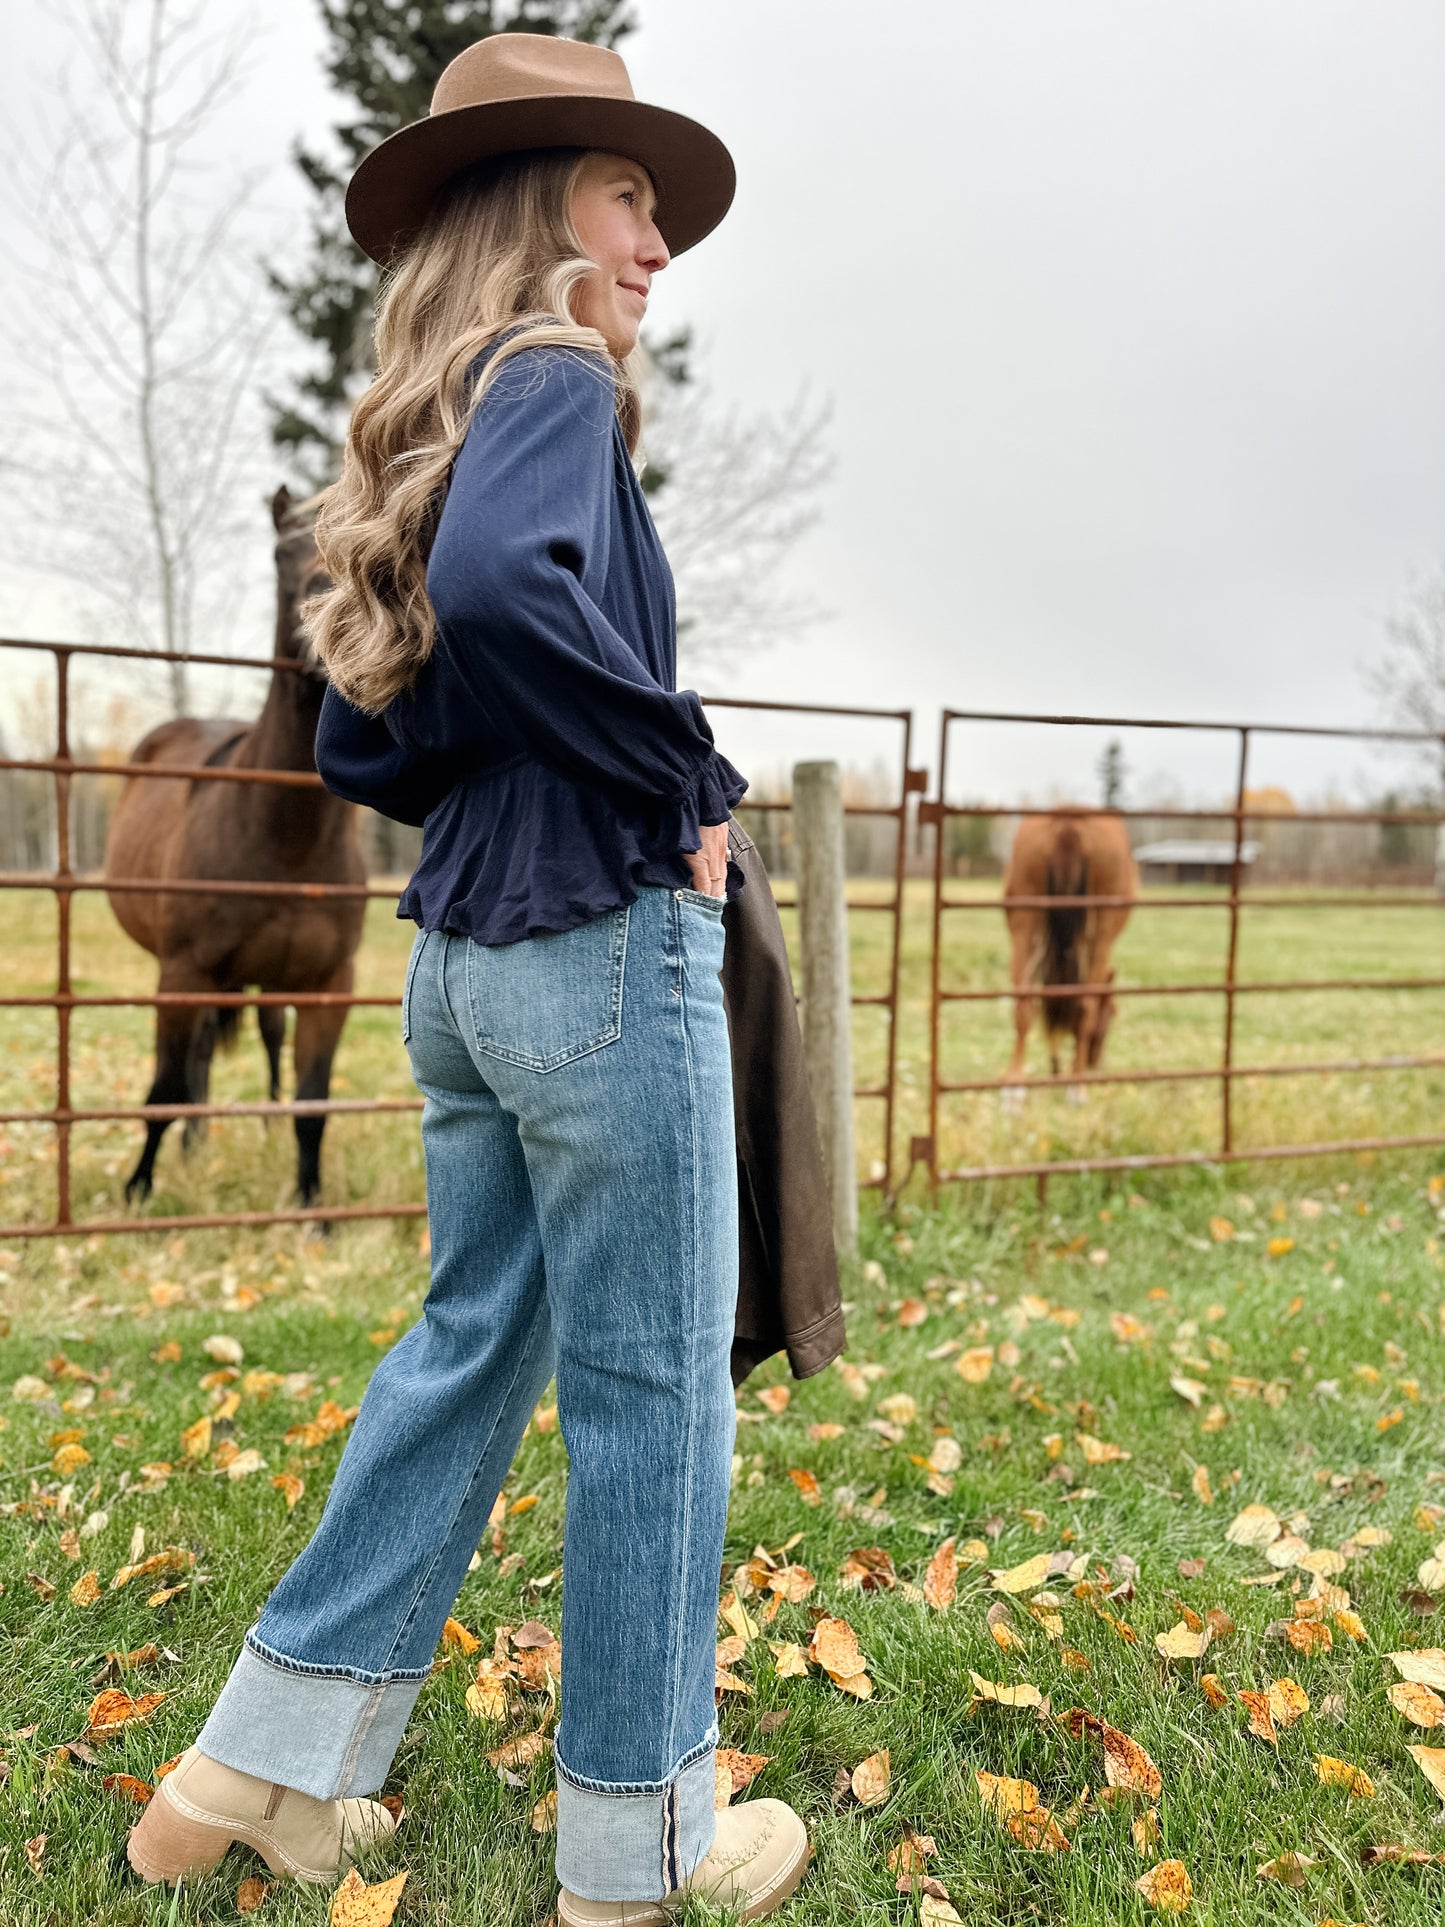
[553,1729,718,1902]
[193,1636,427,1801]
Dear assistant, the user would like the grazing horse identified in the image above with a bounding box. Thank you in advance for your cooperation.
[1002,811,1137,1091]
[104,487,365,1206]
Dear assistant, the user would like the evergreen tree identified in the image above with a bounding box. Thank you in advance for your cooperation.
[1098,738,1126,810]
[269,0,635,488]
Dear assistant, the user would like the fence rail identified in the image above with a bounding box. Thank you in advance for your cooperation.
[4,639,1445,1233]
[914,706,1445,1190]
[0,636,922,1237]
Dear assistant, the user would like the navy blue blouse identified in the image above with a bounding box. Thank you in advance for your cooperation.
[313,338,747,944]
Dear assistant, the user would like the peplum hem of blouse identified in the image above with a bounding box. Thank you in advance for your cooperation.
[396,753,749,946]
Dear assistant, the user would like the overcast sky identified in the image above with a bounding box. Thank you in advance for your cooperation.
[3,0,1442,807]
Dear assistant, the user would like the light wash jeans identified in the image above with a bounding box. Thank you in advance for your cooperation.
[195,884,739,1901]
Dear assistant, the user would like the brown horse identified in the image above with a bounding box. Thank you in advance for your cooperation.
[1002,811,1137,1093]
[103,488,366,1206]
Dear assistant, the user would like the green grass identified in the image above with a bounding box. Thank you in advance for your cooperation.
[5,1163,1445,1923]
[1,879,1441,1228]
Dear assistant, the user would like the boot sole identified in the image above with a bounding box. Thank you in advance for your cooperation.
[125,1780,396,1887]
[557,1830,811,1925]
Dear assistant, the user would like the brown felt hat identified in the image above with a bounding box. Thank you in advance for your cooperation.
[345,33,735,267]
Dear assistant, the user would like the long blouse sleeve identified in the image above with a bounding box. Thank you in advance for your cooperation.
[411,344,727,812]
[314,683,457,826]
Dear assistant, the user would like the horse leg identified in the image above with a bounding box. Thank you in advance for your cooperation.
[1067,1004,1096,1103]
[258,1003,286,1127]
[291,965,352,1207]
[126,979,210,1203]
[1002,916,1036,1112]
[181,1009,221,1153]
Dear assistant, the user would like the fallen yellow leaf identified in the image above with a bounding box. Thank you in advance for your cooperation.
[1007,1808,1071,1850]
[271,1471,305,1511]
[714,1749,769,1806]
[484,1730,551,1771]
[1062,1709,1163,1797]
[1284,1619,1332,1655]
[969,1673,1044,1709]
[851,1750,891,1806]
[1256,1852,1317,1886]
[1313,1755,1375,1797]
[807,1615,872,1695]
[530,1790,557,1832]
[1389,1648,1445,1691]
[100,1772,152,1804]
[1405,1744,1445,1803]
[768,1642,810,1678]
[976,1770,1041,1818]
[1225,1504,1281,1549]
[1155,1621,1210,1662]
[1389,1681,1445,1728]
[1266,1678,1309,1728]
[923,1538,958,1610]
[1135,1859,1192,1912]
[956,1346,995,1384]
[990,1553,1052,1595]
[328,1867,409,1927]
[84,1690,165,1741]
[1132,1807,1160,1855]
[69,1569,101,1607]
[1238,1691,1277,1744]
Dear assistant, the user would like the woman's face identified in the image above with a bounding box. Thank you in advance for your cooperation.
[568,150,669,357]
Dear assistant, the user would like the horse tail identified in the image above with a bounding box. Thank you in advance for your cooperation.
[214,1008,242,1053]
[1042,821,1090,1034]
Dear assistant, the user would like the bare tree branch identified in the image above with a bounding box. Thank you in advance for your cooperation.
[641,355,834,679]
[0,0,276,714]
[1366,566,1445,797]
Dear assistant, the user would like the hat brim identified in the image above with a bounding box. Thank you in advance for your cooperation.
[345,94,735,267]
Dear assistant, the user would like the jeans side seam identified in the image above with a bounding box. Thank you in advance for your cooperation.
[377,1285,552,1675]
[666,890,704,1772]
[338,1681,387,1791]
[434,928,467,1049]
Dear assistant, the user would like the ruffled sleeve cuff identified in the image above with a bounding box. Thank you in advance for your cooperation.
[694,750,749,827]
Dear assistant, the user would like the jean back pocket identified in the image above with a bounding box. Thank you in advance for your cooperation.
[464,903,630,1072]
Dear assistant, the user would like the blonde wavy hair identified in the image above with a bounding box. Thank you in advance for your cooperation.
[303,147,644,713]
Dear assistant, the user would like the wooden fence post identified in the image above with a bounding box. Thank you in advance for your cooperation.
[793,759,858,1254]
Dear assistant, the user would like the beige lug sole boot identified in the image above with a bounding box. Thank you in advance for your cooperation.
[125,1744,401,1887]
[557,1798,810,1925]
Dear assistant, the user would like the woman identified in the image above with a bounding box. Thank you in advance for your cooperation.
[125,34,811,1925]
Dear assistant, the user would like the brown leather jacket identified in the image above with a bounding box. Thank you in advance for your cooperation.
[721,815,846,1386]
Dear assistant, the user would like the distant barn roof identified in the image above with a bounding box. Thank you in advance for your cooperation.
[1132,839,1259,865]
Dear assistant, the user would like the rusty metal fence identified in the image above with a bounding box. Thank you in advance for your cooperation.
[915,707,1445,1188]
[0,637,921,1238]
[5,641,1444,1236]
